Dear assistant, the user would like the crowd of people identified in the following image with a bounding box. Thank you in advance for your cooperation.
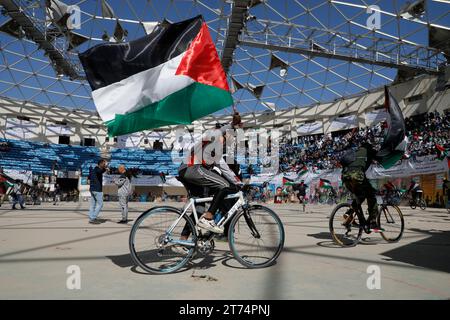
[279,111,450,172]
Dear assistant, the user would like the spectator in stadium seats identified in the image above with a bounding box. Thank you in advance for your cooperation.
[51,160,60,176]
[88,159,108,224]
[115,165,132,224]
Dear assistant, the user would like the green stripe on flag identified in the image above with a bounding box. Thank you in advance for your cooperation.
[380,151,403,169]
[106,82,233,137]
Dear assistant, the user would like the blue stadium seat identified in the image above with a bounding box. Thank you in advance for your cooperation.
[0,138,100,176]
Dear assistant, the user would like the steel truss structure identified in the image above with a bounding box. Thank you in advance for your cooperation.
[0,0,449,134]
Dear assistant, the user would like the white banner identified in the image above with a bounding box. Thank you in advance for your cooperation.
[45,124,73,136]
[5,118,38,140]
[103,174,165,186]
[329,115,358,132]
[249,157,448,189]
[3,169,33,184]
[366,157,449,179]
[117,133,142,148]
[297,121,323,135]
[365,110,388,126]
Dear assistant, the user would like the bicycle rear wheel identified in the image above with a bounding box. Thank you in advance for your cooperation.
[228,205,284,268]
[129,206,197,274]
[378,205,404,243]
[329,203,363,247]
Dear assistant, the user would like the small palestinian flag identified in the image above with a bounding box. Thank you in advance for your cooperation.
[282,177,294,186]
[79,15,233,136]
[436,143,448,161]
[319,178,332,189]
[297,164,308,176]
[376,86,407,169]
[159,172,166,183]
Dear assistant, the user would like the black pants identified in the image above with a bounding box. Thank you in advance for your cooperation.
[297,193,306,202]
[179,165,237,237]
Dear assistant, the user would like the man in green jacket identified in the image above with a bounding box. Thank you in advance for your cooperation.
[341,143,383,232]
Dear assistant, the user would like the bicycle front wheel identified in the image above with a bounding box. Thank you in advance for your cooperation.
[228,205,285,268]
[329,203,363,247]
[419,199,427,210]
[378,205,404,243]
[129,206,197,274]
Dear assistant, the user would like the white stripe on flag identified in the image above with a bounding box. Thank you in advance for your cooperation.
[92,53,194,122]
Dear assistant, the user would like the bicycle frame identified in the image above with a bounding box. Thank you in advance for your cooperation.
[348,194,396,231]
[163,191,246,246]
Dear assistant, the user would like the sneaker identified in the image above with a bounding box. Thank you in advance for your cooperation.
[172,245,190,255]
[89,219,101,224]
[368,221,385,233]
[117,219,129,224]
[197,217,224,234]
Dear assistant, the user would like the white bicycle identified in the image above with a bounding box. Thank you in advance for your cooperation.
[129,180,285,274]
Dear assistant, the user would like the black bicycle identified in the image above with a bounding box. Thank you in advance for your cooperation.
[329,194,405,247]
[407,192,427,210]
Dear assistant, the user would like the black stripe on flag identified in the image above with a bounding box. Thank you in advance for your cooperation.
[79,15,203,91]
[377,86,406,158]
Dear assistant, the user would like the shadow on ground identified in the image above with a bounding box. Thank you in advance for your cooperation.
[381,228,450,273]
[107,250,235,275]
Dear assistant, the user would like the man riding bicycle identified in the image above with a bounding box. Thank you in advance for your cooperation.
[177,112,243,239]
[340,142,383,232]
[407,179,423,204]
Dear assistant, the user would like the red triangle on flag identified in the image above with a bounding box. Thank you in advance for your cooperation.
[176,22,230,92]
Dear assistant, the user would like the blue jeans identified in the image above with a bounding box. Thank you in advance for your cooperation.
[12,194,25,209]
[89,191,103,221]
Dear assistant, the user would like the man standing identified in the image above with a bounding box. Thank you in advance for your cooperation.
[53,183,60,205]
[88,159,107,224]
[115,165,132,224]
[12,180,25,210]
[443,178,450,210]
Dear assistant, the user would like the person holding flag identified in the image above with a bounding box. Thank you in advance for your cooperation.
[177,112,243,235]
[79,15,238,233]
[339,86,406,232]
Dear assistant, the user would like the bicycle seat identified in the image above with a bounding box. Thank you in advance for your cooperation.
[176,176,209,198]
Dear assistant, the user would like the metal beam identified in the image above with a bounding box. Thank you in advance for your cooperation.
[241,39,442,75]
[221,0,253,73]
[0,0,84,80]
[239,20,446,75]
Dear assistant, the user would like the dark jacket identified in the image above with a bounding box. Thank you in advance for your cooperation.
[89,166,105,192]
[442,181,450,197]
[342,144,378,172]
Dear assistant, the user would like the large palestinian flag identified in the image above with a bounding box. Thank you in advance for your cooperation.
[79,15,233,136]
[376,86,407,169]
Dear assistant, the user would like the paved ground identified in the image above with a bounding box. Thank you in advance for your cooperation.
[0,201,449,299]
